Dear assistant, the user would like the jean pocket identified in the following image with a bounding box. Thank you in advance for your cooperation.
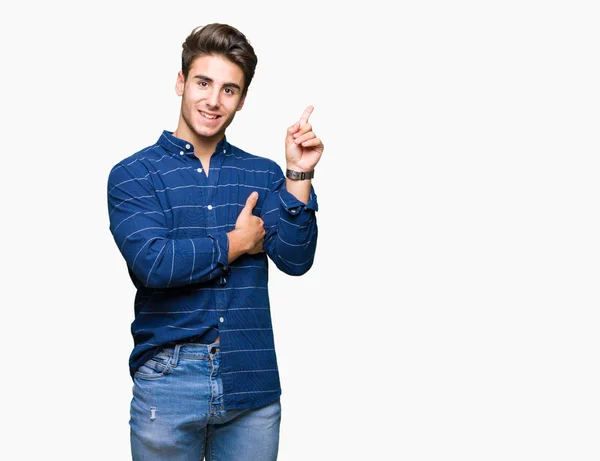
[134,352,172,380]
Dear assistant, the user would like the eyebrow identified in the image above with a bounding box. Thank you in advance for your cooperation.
[193,74,242,91]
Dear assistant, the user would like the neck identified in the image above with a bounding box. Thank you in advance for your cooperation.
[173,117,223,161]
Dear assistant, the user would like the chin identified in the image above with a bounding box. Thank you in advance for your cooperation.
[194,126,221,139]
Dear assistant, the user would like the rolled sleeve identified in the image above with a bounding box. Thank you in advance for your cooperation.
[207,231,230,273]
[262,169,319,276]
[279,187,318,215]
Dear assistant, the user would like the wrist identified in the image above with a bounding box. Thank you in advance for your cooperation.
[285,163,314,173]
[286,168,314,180]
[227,230,248,259]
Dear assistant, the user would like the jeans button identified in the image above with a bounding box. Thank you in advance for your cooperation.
[210,346,217,354]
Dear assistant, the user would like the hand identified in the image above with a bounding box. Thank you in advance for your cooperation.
[285,105,324,172]
[233,192,265,254]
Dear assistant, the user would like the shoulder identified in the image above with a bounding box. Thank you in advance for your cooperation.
[108,142,165,183]
[228,144,283,175]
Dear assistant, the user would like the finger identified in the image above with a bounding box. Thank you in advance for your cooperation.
[286,122,301,143]
[249,243,265,255]
[241,191,259,214]
[287,121,300,134]
[300,137,323,148]
[293,122,313,138]
[294,131,316,145]
[299,105,314,125]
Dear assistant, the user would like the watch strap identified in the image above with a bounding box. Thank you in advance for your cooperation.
[286,169,315,180]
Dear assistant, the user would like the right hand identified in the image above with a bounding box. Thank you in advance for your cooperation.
[234,192,265,254]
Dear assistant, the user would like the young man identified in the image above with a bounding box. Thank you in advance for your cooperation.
[107,23,323,460]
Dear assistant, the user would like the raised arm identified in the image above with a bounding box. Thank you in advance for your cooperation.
[262,105,324,275]
[284,105,324,204]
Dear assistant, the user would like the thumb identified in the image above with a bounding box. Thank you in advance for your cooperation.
[241,191,259,215]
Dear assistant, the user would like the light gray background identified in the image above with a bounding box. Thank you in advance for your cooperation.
[2,0,599,459]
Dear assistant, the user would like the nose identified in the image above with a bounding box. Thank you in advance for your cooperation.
[206,88,220,108]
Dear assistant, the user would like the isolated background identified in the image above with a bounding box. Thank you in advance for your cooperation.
[2,0,599,459]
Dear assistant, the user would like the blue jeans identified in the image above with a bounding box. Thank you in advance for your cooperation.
[130,341,281,460]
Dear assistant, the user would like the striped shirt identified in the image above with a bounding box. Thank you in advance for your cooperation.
[107,130,318,411]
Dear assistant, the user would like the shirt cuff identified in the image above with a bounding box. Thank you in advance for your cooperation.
[207,231,230,272]
[279,187,319,216]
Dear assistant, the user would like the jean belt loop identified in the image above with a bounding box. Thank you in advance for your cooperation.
[171,344,182,368]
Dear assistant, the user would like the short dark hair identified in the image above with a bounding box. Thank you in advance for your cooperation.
[181,23,258,95]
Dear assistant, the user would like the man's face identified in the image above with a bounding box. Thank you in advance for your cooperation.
[176,54,246,141]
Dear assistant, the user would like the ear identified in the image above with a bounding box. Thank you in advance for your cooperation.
[236,93,246,111]
[175,71,185,96]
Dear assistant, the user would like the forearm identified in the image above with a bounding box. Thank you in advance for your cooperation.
[284,176,311,204]
[115,232,229,288]
[262,187,319,276]
[108,169,229,288]
[266,220,317,275]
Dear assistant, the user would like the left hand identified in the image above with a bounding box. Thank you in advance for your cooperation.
[285,105,324,172]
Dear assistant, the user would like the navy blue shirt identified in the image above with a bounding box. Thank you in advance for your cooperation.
[107,131,318,410]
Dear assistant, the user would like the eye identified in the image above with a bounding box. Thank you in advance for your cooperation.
[198,81,208,88]
[224,88,235,95]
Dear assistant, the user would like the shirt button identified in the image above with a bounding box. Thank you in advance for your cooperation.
[179,151,184,155]
[223,149,226,153]
[185,144,191,149]
[219,317,224,323]
[207,205,213,210]
[197,168,202,173]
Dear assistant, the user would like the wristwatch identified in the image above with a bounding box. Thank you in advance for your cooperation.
[286,169,315,180]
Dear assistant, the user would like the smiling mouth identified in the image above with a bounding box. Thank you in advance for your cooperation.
[200,111,220,120]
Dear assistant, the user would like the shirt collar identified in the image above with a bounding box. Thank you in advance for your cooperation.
[157,130,230,158]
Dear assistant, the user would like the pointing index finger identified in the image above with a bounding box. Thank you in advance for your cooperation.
[299,105,314,125]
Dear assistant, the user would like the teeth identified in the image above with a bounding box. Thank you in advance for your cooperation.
[201,111,217,119]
